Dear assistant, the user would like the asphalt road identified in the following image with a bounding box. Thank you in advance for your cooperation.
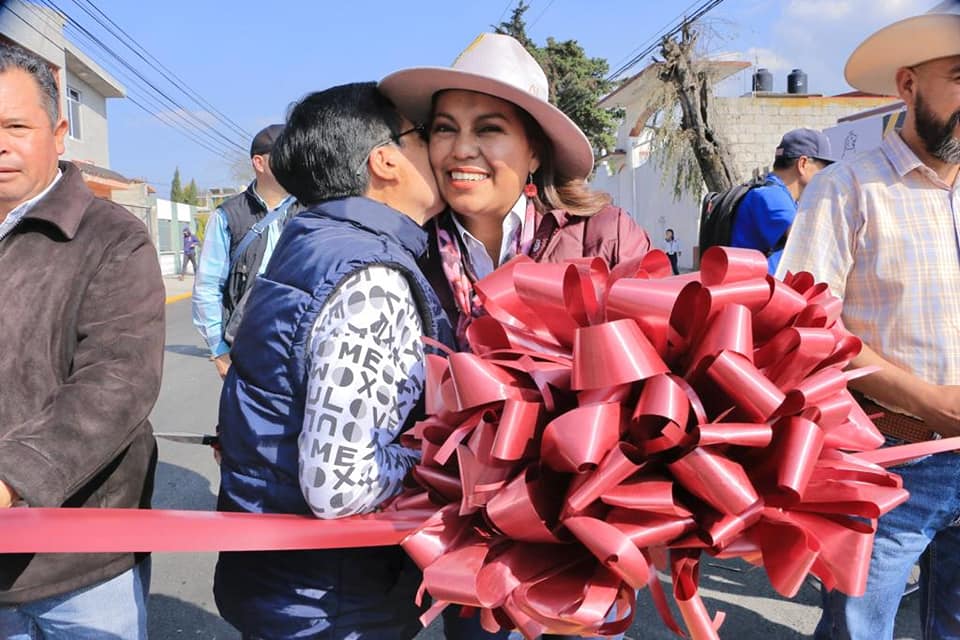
[148,298,922,639]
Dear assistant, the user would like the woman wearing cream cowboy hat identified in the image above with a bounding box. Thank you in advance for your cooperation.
[381,33,652,353]
[380,33,648,640]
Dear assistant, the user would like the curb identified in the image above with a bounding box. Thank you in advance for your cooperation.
[165,293,192,305]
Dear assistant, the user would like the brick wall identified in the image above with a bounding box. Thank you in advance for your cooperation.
[711,95,898,180]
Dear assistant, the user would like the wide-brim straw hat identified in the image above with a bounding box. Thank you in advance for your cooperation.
[845,3,960,96]
[379,33,595,180]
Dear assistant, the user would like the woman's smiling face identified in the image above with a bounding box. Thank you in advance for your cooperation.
[428,90,539,223]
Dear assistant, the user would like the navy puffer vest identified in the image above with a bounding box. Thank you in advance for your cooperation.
[214,197,452,639]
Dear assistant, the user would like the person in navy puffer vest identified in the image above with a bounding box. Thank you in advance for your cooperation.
[213,82,454,640]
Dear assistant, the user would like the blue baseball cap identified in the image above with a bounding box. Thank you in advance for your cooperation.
[775,128,836,164]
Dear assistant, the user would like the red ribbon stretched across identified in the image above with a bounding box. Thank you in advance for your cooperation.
[3,246,959,639]
[0,508,428,553]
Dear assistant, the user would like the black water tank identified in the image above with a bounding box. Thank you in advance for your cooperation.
[752,68,773,92]
[788,68,808,94]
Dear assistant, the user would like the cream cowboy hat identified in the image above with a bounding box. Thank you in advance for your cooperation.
[845,2,960,96]
[379,33,595,179]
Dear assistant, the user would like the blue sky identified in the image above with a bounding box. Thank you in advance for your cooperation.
[53,0,932,194]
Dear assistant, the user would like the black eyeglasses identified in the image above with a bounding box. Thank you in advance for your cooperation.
[355,123,428,175]
[390,123,428,144]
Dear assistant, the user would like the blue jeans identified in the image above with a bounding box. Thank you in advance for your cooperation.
[0,558,150,639]
[815,450,960,639]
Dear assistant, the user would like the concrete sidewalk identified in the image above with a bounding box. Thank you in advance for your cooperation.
[164,274,194,304]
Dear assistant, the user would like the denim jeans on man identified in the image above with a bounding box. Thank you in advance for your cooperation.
[815,450,960,639]
[0,559,149,640]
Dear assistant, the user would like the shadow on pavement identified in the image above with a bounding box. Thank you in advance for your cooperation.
[165,343,210,358]
[148,593,237,639]
[153,460,218,510]
[625,573,811,640]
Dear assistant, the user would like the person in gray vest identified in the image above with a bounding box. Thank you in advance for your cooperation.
[192,124,298,378]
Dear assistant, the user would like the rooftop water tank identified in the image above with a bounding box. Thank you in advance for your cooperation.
[787,68,808,94]
[752,68,773,92]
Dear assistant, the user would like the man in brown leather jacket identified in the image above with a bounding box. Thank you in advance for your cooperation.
[0,45,164,638]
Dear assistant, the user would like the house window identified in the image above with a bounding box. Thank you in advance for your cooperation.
[67,87,81,139]
[157,219,172,252]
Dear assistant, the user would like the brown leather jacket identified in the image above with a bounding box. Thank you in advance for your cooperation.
[0,161,164,603]
[423,204,652,326]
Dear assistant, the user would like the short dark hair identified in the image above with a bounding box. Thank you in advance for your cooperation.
[772,155,800,171]
[0,45,59,127]
[270,82,403,205]
[773,155,827,171]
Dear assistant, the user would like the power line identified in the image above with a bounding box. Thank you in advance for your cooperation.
[527,0,557,30]
[69,0,252,141]
[17,0,248,156]
[2,2,65,52]
[61,21,239,155]
[608,0,702,72]
[11,0,240,157]
[33,0,247,154]
[50,2,246,153]
[18,0,240,157]
[496,0,516,26]
[606,0,728,82]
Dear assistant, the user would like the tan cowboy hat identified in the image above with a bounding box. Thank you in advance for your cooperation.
[379,33,595,179]
[845,2,960,96]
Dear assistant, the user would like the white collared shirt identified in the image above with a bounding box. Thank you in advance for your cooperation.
[0,169,63,242]
[451,194,527,280]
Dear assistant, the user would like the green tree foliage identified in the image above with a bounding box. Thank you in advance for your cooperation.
[193,212,209,242]
[183,179,199,206]
[495,2,622,156]
[170,167,183,203]
[169,169,204,206]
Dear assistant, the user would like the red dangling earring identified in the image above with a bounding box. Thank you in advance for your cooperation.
[523,172,538,198]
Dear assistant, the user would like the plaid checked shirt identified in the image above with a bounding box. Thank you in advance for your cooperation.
[777,130,960,387]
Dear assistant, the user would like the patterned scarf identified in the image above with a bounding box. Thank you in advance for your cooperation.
[435,200,540,349]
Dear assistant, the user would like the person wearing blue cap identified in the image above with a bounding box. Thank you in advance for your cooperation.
[730,127,835,274]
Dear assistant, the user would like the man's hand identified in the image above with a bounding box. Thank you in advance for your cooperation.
[912,383,960,437]
[850,343,960,437]
[212,353,231,379]
[0,480,19,508]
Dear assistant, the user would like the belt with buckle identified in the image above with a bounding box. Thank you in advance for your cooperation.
[854,393,941,443]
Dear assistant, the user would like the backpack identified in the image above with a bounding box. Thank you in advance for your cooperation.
[698,175,769,253]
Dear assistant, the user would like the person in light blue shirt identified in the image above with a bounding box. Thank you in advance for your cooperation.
[730,128,835,274]
[192,124,297,378]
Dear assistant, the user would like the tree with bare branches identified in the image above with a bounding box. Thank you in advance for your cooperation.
[647,24,739,199]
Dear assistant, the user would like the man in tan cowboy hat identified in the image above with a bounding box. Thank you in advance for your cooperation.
[778,2,960,638]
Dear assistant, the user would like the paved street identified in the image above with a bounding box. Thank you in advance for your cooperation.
[148,285,922,639]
